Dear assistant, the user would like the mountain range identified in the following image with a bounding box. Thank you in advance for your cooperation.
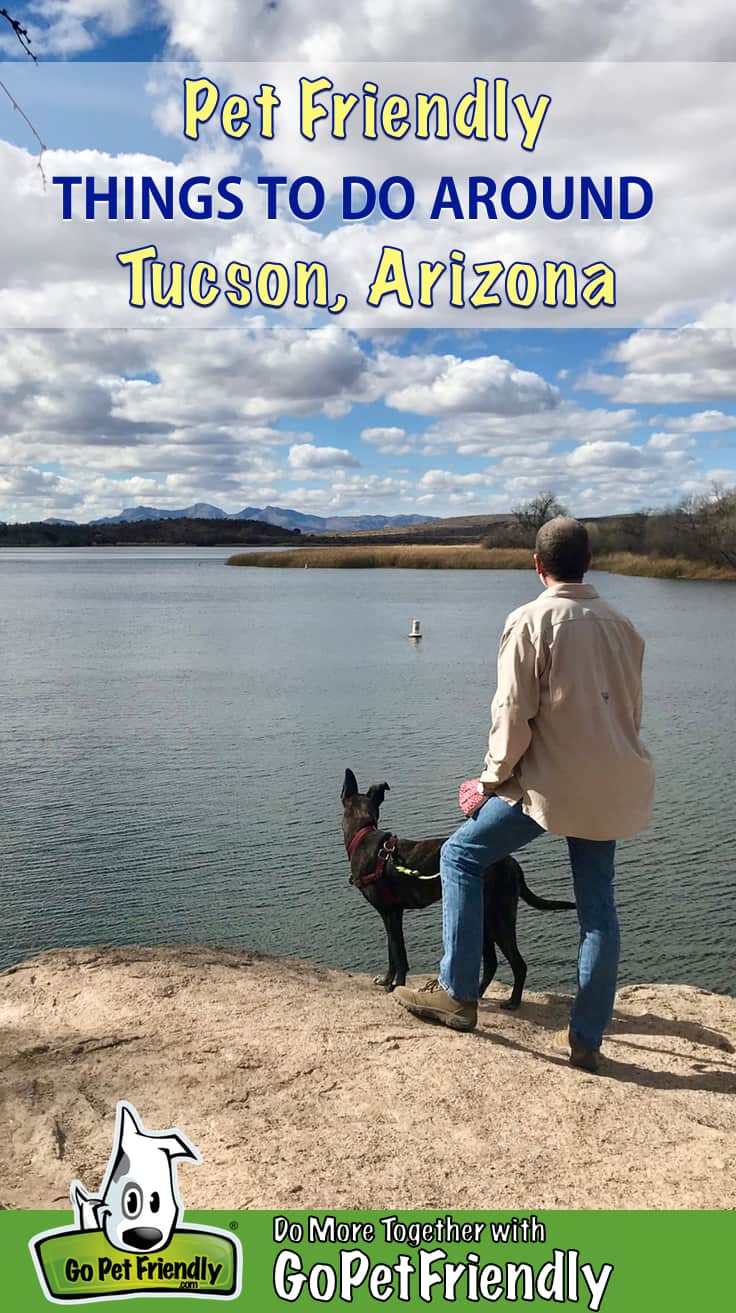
[45,504,439,533]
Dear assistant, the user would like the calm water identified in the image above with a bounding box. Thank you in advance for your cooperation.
[1,548,734,996]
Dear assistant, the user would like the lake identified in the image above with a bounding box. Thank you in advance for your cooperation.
[1,547,734,996]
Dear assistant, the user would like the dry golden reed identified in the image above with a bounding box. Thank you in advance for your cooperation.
[228,544,736,580]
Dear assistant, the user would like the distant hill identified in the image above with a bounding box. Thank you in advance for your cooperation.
[305,512,652,548]
[91,503,227,525]
[0,517,300,549]
[89,504,440,532]
[308,513,514,545]
[4,509,660,553]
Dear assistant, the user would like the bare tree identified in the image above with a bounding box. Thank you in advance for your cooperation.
[679,485,736,568]
[511,491,568,535]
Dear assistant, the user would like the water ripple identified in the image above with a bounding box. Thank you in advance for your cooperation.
[1,550,733,995]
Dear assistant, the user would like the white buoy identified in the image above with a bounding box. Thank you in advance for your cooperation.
[409,618,422,639]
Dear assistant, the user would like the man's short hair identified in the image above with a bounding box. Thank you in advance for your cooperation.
[535,517,591,581]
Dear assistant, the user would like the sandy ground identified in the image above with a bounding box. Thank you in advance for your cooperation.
[1,946,735,1211]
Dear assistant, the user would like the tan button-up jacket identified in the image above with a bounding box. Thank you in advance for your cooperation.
[480,582,654,840]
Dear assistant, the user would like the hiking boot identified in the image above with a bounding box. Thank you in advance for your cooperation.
[553,1026,601,1072]
[568,1027,601,1074]
[394,978,477,1032]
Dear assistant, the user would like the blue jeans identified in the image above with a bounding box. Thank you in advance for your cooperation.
[438,796,619,1049]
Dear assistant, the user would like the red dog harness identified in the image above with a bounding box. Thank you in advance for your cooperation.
[346,825,400,899]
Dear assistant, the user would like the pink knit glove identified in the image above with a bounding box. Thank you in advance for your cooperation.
[459,778,488,817]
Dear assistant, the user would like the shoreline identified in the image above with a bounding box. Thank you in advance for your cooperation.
[227,545,736,581]
[2,945,735,1210]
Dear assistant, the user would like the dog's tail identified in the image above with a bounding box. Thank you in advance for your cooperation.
[519,873,575,912]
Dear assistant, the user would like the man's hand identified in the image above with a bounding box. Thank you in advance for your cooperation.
[480,781,496,796]
[459,778,490,816]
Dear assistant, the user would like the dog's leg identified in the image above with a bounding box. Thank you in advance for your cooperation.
[494,921,528,1010]
[381,907,408,990]
[479,940,498,998]
[479,880,498,997]
[375,910,396,989]
[391,908,409,987]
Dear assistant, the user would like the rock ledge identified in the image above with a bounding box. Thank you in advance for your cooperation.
[1,946,734,1209]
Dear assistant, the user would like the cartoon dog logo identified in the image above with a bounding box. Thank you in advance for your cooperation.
[31,1100,241,1303]
[70,1101,201,1254]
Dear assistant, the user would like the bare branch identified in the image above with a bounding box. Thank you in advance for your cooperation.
[1,7,36,61]
[0,6,36,59]
[0,74,47,185]
[0,8,46,187]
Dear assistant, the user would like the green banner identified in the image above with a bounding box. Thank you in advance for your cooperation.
[1,1209,731,1311]
[31,1223,239,1300]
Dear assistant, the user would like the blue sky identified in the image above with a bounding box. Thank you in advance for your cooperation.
[0,3,735,522]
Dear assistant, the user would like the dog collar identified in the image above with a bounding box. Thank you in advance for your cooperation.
[346,824,377,858]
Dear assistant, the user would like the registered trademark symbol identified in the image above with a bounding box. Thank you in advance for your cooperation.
[229,1220,239,1231]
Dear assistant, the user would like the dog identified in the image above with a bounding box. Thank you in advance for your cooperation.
[71,1102,200,1253]
[341,768,575,1009]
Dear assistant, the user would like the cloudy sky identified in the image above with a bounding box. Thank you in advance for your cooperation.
[0,2,735,523]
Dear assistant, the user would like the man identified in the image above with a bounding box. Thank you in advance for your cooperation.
[394,517,654,1072]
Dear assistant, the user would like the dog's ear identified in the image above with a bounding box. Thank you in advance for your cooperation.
[341,769,358,803]
[119,1103,143,1154]
[156,1132,201,1165]
[367,782,390,810]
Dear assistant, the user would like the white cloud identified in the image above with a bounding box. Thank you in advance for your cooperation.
[288,442,360,470]
[0,463,63,499]
[360,426,415,454]
[580,304,736,402]
[0,320,379,517]
[646,432,696,451]
[569,440,663,470]
[109,321,372,425]
[418,468,487,493]
[152,1,736,62]
[581,368,736,404]
[377,352,559,416]
[653,410,736,434]
[284,473,414,510]
[613,305,736,373]
[1,314,732,523]
[424,403,637,455]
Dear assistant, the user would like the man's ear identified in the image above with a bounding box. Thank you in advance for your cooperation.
[367,782,390,809]
[341,769,358,803]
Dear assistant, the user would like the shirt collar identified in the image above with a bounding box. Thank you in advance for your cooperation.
[543,582,599,600]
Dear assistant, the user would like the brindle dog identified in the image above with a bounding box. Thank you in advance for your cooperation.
[341,768,575,1009]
